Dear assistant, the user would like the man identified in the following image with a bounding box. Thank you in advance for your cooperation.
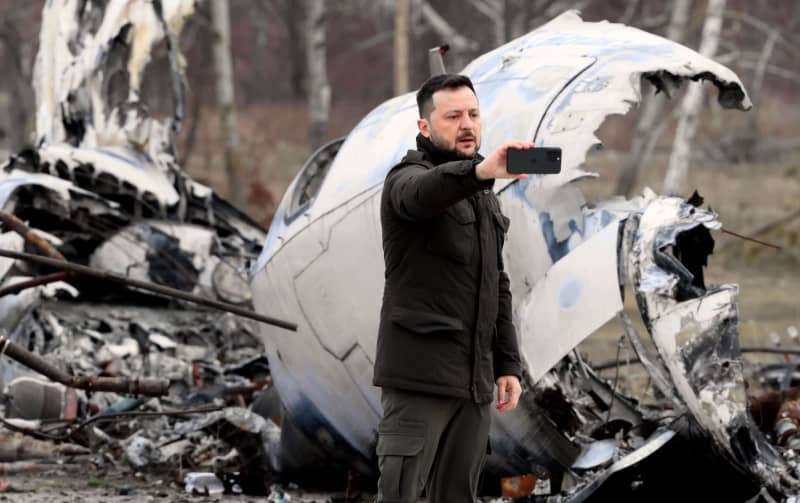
[373,74,528,502]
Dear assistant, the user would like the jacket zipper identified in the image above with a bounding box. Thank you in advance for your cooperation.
[470,192,486,402]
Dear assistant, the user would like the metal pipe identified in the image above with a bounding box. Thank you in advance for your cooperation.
[0,336,169,397]
[0,210,66,260]
[741,347,800,355]
[0,272,71,297]
[0,248,297,331]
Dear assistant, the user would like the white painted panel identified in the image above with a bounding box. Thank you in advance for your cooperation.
[518,222,623,382]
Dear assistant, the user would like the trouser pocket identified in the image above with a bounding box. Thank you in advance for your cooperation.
[376,432,425,502]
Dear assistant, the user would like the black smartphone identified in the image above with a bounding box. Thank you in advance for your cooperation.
[507,147,562,174]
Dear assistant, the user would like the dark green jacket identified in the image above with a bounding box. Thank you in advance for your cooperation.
[373,136,522,403]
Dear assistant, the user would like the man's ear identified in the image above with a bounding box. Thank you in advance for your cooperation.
[417,118,431,138]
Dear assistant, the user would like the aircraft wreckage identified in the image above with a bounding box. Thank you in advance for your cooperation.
[0,1,796,500]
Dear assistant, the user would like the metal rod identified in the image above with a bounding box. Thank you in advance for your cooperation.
[593,346,800,371]
[0,210,66,260]
[720,227,783,250]
[0,272,71,298]
[0,248,297,331]
[592,357,643,372]
[0,336,168,397]
[741,346,800,355]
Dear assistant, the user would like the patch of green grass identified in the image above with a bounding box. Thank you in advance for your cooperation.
[86,478,103,488]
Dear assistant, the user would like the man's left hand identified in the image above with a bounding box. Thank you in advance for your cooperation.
[495,376,522,412]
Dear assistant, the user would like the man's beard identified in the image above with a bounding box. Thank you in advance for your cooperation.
[429,128,479,161]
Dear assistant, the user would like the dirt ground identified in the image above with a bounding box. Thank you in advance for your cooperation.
[1,467,361,502]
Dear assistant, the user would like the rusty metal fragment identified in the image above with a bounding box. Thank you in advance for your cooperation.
[0,460,75,474]
[0,434,88,462]
[0,335,169,397]
[0,210,65,261]
[501,474,537,497]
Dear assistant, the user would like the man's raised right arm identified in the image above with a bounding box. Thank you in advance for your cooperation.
[387,160,490,221]
[387,141,534,221]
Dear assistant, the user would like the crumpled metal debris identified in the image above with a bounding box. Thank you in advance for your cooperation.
[184,472,226,496]
[775,400,800,448]
[0,0,285,497]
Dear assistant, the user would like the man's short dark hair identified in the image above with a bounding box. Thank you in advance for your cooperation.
[416,74,476,119]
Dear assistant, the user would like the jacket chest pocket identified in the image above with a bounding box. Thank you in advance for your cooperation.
[426,202,476,264]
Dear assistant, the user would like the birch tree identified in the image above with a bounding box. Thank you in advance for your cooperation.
[615,0,691,196]
[0,2,38,151]
[211,0,246,209]
[306,0,330,151]
[284,0,307,100]
[394,0,410,95]
[663,0,727,195]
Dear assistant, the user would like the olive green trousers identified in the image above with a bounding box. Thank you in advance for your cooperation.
[376,387,491,503]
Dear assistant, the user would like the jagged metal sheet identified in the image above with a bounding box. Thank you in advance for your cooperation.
[626,197,800,494]
[518,221,622,382]
[35,0,196,150]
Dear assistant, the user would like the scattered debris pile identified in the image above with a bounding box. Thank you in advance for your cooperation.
[0,0,312,498]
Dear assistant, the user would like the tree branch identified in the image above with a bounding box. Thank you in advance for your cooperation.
[413,0,479,52]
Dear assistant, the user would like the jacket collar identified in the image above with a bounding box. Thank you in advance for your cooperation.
[415,133,483,166]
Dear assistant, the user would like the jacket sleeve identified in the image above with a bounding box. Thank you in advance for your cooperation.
[494,259,523,382]
[386,160,492,221]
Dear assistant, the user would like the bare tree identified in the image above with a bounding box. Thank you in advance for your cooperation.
[615,0,691,196]
[306,0,330,151]
[211,0,246,209]
[394,0,410,95]
[284,0,307,100]
[413,0,479,72]
[469,0,506,48]
[507,0,531,39]
[663,0,727,195]
[0,2,39,150]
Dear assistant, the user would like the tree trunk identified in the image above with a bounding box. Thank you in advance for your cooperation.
[752,30,778,105]
[469,0,506,48]
[211,0,246,209]
[284,0,307,100]
[507,0,530,39]
[394,0,410,95]
[615,0,692,196]
[414,0,478,73]
[306,0,330,152]
[0,20,35,150]
[663,0,726,196]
